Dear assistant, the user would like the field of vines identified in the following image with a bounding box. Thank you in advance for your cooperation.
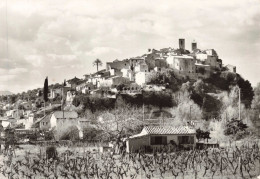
[0,143,260,179]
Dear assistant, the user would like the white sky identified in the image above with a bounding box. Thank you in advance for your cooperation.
[0,0,259,93]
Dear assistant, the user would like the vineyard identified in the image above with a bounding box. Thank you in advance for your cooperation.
[0,143,260,179]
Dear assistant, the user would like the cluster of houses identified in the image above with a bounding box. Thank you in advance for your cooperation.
[0,95,90,140]
[50,38,237,100]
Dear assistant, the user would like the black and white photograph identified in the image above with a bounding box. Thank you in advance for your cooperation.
[0,0,260,178]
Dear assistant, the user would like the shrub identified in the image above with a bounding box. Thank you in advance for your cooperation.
[46,146,58,159]
[60,126,80,141]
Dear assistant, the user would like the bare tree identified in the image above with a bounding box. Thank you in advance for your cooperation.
[97,105,144,139]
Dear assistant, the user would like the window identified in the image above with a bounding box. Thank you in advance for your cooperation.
[151,136,167,145]
[178,136,194,144]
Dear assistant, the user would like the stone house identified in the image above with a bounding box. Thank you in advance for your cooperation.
[87,69,110,88]
[49,88,62,99]
[106,59,131,71]
[76,81,95,94]
[134,61,149,73]
[166,55,196,73]
[225,64,236,73]
[135,72,151,86]
[100,76,131,88]
[67,77,81,89]
[195,49,221,69]
[126,126,196,153]
[121,69,135,81]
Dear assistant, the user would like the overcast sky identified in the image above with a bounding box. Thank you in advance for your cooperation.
[0,0,259,93]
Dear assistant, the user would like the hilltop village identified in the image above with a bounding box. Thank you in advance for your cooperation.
[0,38,240,141]
[57,38,235,98]
[69,39,235,94]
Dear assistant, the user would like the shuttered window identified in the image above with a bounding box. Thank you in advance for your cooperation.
[178,136,194,144]
[151,136,167,145]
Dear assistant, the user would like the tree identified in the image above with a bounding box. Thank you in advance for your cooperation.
[237,77,254,108]
[152,92,173,112]
[171,89,203,123]
[196,129,211,142]
[224,118,248,140]
[93,58,102,72]
[97,106,143,140]
[193,79,207,94]
[251,83,260,110]
[116,83,125,91]
[60,126,80,141]
[202,94,222,120]
[220,86,250,123]
[38,90,42,97]
[43,77,48,102]
[250,83,260,125]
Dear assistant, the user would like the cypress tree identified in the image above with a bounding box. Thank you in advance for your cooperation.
[43,77,48,102]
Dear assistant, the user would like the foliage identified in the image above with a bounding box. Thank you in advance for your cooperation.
[116,83,126,91]
[4,128,18,146]
[204,72,253,108]
[147,70,181,91]
[143,91,174,110]
[72,94,115,114]
[224,119,248,140]
[208,119,227,142]
[82,127,103,141]
[204,71,237,91]
[46,146,58,159]
[202,94,222,120]
[60,126,80,141]
[171,89,203,123]
[219,86,251,124]
[236,75,254,108]
[43,77,49,102]
[93,58,103,72]
[196,128,211,142]
[251,83,260,127]
[44,131,55,140]
[97,106,143,140]
[251,82,260,110]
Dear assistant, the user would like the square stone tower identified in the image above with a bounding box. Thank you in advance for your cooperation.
[179,38,185,50]
[192,41,197,51]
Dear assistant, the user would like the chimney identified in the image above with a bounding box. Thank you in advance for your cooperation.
[179,38,185,50]
[192,41,197,51]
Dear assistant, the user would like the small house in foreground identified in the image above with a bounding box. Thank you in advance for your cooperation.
[126,126,196,153]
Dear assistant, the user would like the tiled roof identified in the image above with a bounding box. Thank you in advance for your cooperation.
[143,126,196,135]
[67,77,81,84]
[53,111,78,119]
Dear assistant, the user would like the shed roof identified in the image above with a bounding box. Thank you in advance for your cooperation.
[144,126,195,135]
[129,126,195,139]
